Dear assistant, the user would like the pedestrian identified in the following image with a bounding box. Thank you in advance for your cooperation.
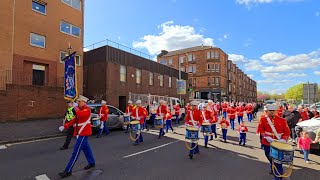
[312,127,320,144]
[297,131,313,164]
[238,121,248,146]
[277,104,284,118]
[131,100,147,145]
[236,103,245,124]
[96,100,109,138]
[165,108,174,133]
[142,105,149,131]
[311,107,319,118]
[125,100,134,133]
[257,104,290,180]
[174,103,180,124]
[201,104,213,148]
[219,117,230,143]
[185,101,203,159]
[58,95,95,178]
[306,107,314,119]
[227,103,236,130]
[150,101,158,128]
[60,100,76,150]
[283,105,302,143]
[298,105,309,121]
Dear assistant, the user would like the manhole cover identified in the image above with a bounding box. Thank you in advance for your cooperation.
[72,169,103,180]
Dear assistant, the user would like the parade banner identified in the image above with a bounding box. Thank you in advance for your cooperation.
[177,80,186,95]
[64,52,78,101]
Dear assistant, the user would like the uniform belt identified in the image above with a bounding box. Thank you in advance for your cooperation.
[265,132,283,136]
[78,119,91,126]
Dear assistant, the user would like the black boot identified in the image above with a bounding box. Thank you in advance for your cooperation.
[84,164,95,170]
[60,146,68,150]
[59,172,72,178]
[189,154,193,159]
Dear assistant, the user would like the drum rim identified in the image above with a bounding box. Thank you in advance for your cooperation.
[271,142,294,151]
[186,127,199,131]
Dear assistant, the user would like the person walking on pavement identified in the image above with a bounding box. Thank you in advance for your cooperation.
[60,100,77,150]
[97,100,110,138]
[58,95,96,178]
[201,104,213,148]
[257,104,290,180]
[283,105,302,143]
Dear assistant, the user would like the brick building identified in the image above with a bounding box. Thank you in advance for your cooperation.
[84,45,188,112]
[157,46,257,102]
[0,0,84,121]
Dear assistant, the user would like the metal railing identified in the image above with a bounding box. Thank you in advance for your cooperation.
[83,38,153,60]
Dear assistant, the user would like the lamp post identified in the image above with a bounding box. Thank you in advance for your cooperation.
[178,53,182,102]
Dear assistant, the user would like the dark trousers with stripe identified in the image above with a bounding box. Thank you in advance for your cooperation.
[98,121,110,135]
[64,136,95,173]
[263,145,283,180]
[210,124,217,139]
[62,127,74,148]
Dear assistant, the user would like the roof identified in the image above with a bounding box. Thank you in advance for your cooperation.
[158,45,217,57]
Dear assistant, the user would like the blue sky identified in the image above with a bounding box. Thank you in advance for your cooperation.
[84,0,320,94]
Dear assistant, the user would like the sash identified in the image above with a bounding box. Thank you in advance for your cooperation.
[190,111,197,126]
[202,111,208,122]
[265,115,281,140]
[136,107,139,119]
[77,117,91,139]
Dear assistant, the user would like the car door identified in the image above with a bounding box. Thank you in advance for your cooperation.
[107,106,122,129]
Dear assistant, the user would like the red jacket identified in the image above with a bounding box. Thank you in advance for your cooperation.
[131,106,147,125]
[166,111,173,120]
[227,107,237,119]
[219,119,230,129]
[236,106,245,117]
[174,105,180,115]
[64,105,92,137]
[222,103,228,112]
[185,109,203,126]
[277,107,284,118]
[299,110,309,121]
[202,110,213,123]
[185,105,191,113]
[238,125,248,133]
[157,105,168,120]
[215,104,221,114]
[99,105,109,121]
[257,115,290,146]
[125,105,134,115]
[245,105,253,114]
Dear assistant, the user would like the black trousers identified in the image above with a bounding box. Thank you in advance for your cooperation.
[62,127,74,148]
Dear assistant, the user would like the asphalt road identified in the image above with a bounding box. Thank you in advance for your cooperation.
[0,112,319,180]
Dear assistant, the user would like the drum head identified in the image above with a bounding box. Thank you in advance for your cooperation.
[202,123,211,126]
[155,116,162,119]
[130,121,140,125]
[271,141,293,151]
[92,118,100,120]
[187,127,199,131]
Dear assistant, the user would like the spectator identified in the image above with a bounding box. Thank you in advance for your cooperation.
[283,105,302,143]
[298,105,309,121]
[312,127,320,144]
[306,107,314,119]
[297,131,313,164]
[311,107,319,118]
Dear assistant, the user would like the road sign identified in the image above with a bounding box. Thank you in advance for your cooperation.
[303,83,318,104]
[177,80,186,95]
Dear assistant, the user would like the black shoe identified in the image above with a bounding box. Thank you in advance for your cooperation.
[158,136,161,139]
[189,154,193,159]
[239,141,242,145]
[59,172,72,178]
[60,147,68,150]
[84,164,95,170]
[224,140,227,143]
[96,135,102,138]
[205,145,208,148]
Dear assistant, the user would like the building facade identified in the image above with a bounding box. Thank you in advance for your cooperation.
[0,0,84,121]
[84,45,189,112]
[157,46,257,102]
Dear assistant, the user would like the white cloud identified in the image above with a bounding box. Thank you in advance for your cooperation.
[260,52,287,63]
[257,79,293,84]
[228,54,248,63]
[236,0,303,6]
[244,60,263,71]
[83,48,90,52]
[248,74,254,78]
[286,73,307,77]
[314,71,320,75]
[133,21,214,55]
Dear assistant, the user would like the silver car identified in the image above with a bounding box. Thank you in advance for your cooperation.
[87,104,125,131]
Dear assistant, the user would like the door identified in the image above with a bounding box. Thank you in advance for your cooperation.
[107,106,122,128]
[119,96,127,112]
[32,69,45,86]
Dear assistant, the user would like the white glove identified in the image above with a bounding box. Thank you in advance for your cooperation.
[59,126,64,132]
[137,117,141,120]
[279,139,286,143]
[193,126,199,129]
[265,136,274,143]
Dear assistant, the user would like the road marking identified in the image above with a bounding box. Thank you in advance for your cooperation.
[123,140,180,159]
[35,174,50,180]
[0,145,7,149]
[6,136,64,147]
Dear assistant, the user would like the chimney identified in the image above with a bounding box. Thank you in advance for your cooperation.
[157,50,168,57]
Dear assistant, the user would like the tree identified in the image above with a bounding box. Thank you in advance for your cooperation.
[285,83,303,100]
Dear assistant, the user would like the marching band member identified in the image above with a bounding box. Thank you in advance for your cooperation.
[222,101,228,119]
[238,121,248,146]
[210,110,219,140]
[227,104,237,130]
[150,101,158,127]
[165,108,174,133]
[125,100,134,133]
[207,100,214,112]
[174,103,180,124]
[58,95,95,178]
[157,100,168,136]
[277,104,284,118]
[185,103,191,114]
[97,100,109,138]
[201,104,213,148]
[215,102,221,117]
[257,104,290,180]
[236,103,245,125]
[245,103,253,122]
[219,117,230,143]
[185,101,203,159]
[131,100,147,145]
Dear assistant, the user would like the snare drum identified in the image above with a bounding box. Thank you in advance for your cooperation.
[270,141,294,164]
[124,114,130,123]
[201,122,212,134]
[130,120,141,132]
[155,116,163,127]
[186,127,199,140]
[91,117,100,127]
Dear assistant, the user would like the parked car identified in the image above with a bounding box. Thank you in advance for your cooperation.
[309,102,320,112]
[296,118,320,152]
[87,104,125,132]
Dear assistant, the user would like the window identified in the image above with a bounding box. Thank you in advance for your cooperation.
[188,78,193,87]
[193,54,196,61]
[120,66,126,82]
[187,66,193,73]
[30,33,45,48]
[207,64,210,71]
[159,75,163,87]
[160,59,167,65]
[216,77,219,86]
[169,58,172,65]
[229,84,232,92]
[62,0,81,11]
[192,65,196,74]
[179,56,184,64]
[212,77,215,86]
[215,51,219,59]
[215,64,219,72]
[207,77,211,86]
[32,64,45,86]
[149,72,153,85]
[193,78,196,86]
[180,66,185,72]
[228,62,231,69]
[60,21,81,37]
[169,77,172,88]
[136,69,141,84]
[207,52,210,59]
[188,54,193,62]
[108,106,119,115]
[60,51,81,66]
[32,1,46,14]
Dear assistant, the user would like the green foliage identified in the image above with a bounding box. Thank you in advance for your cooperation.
[285,83,303,100]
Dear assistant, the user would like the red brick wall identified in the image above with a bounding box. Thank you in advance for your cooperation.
[0,84,65,121]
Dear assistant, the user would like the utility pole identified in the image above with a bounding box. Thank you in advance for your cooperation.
[178,53,181,102]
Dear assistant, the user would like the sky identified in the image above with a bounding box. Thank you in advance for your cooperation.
[84,0,320,94]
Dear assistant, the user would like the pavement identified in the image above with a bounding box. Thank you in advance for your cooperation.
[0,112,320,180]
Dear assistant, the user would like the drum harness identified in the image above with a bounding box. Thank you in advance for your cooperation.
[185,111,199,151]
[129,108,142,141]
[201,111,213,136]
[266,116,293,178]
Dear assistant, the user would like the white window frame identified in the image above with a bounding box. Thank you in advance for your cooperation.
[60,21,81,38]
[159,75,163,87]
[207,64,210,72]
[30,33,45,48]
[216,77,219,86]
[187,66,193,73]
[136,69,141,84]
[120,65,126,82]
[192,65,196,74]
[188,54,193,62]
[32,1,46,15]
[180,66,185,72]
[215,51,219,59]
[212,77,215,86]
[179,56,184,64]
[169,58,173,65]
[211,51,215,59]
[160,59,167,65]
[207,52,210,59]
[59,51,81,66]
[169,77,172,88]
[215,64,219,72]
[193,78,196,86]
[149,72,153,86]
[207,77,211,86]
[61,0,81,11]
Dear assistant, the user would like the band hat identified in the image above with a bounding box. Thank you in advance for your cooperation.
[128,100,133,104]
[153,101,157,104]
[77,95,89,103]
[266,104,277,111]
[208,100,213,103]
[190,101,200,106]
[101,100,107,104]
[136,100,142,104]
[263,106,267,111]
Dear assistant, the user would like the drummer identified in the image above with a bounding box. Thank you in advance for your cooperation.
[131,100,147,145]
[125,100,134,133]
[185,101,203,159]
[150,101,158,128]
[201,104,214,148]
[257,104,290,180]
[157,100,168,135]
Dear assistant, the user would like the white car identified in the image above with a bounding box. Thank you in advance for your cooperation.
[296,118,320,152]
